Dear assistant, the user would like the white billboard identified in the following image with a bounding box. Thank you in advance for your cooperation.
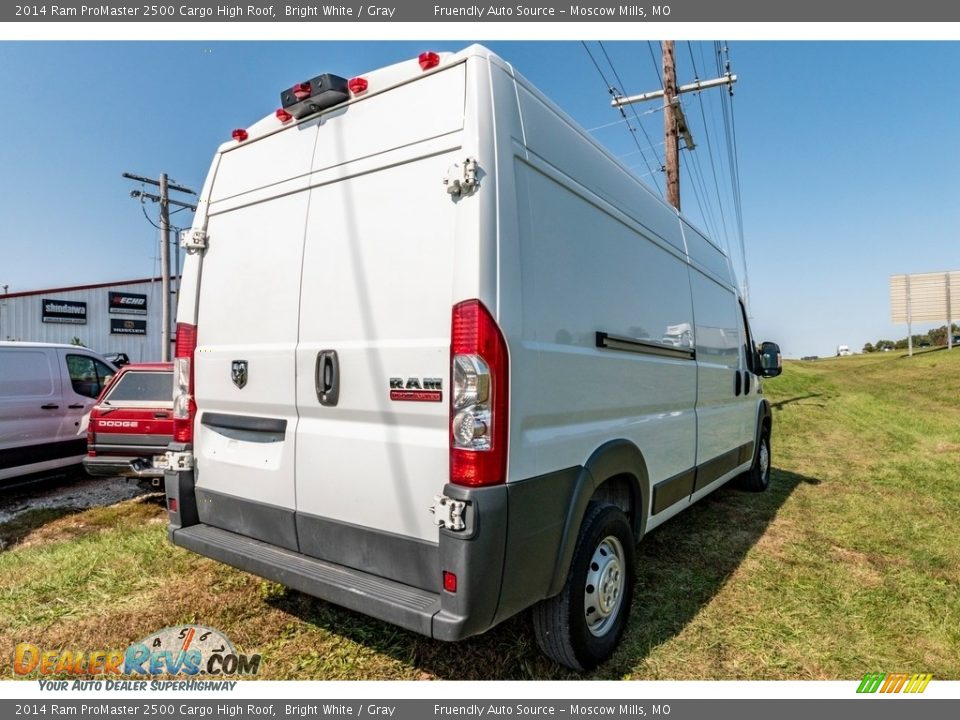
[889,271,960,323]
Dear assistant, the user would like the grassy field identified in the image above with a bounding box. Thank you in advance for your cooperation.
[1,349,958,680]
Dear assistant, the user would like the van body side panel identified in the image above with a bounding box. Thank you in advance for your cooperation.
[512,158,697,492]
[193,191,309,519]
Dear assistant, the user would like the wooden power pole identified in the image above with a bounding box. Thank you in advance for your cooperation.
[612,42,736,212]
[662,41,681,211]
[123,172,197,362]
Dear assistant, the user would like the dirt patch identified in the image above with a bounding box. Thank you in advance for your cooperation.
[0,476,156,550]
[0,476,152,526]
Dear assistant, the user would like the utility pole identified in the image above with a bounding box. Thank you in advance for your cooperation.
[123,172,197,362]
[612,43,736,212]
[159,173,171,362]
[662,41,680,211]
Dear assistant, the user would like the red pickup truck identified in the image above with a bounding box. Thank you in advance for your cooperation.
[83,363,173,486]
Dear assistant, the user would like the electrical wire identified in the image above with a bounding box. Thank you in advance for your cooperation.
[599,41,665,173]
[581,41,663,196]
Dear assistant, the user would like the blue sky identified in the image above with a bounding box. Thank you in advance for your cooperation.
[1,40,958,357]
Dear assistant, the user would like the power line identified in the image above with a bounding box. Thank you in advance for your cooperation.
[581,41,663,196]
[599,41,665,172]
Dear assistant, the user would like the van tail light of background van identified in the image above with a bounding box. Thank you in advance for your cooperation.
[173,323,197,444]
[450,300,508,487]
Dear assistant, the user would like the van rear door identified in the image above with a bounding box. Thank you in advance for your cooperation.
[191,122,319,551]
[293,65,466,588]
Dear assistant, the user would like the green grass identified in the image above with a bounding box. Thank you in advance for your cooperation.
[1,348,958,680]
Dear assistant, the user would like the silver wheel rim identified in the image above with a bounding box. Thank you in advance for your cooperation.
[759,439,770,478]
[584,535,626,637]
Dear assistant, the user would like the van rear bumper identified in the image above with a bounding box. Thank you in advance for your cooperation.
[173,523,441,636]
[165,456,584,642]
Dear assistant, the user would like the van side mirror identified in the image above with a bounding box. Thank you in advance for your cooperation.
[758,342,782,378]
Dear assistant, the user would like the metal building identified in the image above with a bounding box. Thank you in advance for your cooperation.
[0,277,168,362]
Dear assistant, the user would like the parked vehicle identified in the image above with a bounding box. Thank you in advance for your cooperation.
[83,363,174,486]
[102,352,131,367]
[0,342,116,484]
[164,45,783,671]
[837,345,852,356]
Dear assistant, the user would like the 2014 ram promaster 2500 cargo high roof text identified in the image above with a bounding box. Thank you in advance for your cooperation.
[164,45,783,671]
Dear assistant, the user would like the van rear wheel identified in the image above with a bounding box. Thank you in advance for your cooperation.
[734,426,771,492]
[532,503,635,671]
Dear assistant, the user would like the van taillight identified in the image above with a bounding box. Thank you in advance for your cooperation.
[450,300,508,487]
[173,322,197,444]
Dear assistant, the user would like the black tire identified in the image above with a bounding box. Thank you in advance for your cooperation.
[734,425,771,492]
[532,503,635,671]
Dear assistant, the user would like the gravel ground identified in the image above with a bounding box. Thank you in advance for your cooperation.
[0,473,154,526]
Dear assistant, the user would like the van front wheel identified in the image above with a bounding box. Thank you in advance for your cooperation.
[532,503,635,671]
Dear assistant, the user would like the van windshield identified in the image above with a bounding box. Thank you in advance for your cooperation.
[103,371,173,405]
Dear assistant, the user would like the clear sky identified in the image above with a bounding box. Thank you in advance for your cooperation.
[1,40,958,357]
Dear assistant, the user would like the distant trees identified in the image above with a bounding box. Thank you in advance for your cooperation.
[862,324,960,352]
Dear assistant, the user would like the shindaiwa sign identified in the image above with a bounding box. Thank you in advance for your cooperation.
[41,298,87,325]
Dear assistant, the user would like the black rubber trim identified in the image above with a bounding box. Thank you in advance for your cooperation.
[693,443,752,492]
[0,439,87,471]
[297,512,438,592]
[201,412,287,434]
[174,523,440,637]
[596,331,696,360]
[652,468,696,514]
[195,488,299,552]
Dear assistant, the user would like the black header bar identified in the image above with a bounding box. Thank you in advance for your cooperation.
[5,1,960,22]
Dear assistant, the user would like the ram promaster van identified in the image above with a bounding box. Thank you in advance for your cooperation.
[165,46,783,670]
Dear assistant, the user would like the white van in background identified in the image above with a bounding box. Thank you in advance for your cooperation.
[0,342,116,484]
[164,45,783,670]
[837,345,852,356]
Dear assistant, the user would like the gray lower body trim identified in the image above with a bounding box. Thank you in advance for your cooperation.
[652,441,756,514]
[297,512,438,592]
[196,488,299,552]
[174,523,439,637]
[693,442,753,492]
[652,469,696,514]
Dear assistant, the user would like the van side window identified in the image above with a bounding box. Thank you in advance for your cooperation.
[66,355,114,399]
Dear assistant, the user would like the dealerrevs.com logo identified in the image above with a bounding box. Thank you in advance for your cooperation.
[13,625,261,687]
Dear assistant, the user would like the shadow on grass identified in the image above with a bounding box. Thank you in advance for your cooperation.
[265,467,820,680]
[771,394,823,409]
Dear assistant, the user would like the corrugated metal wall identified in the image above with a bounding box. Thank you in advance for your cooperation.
[0,280,165,362]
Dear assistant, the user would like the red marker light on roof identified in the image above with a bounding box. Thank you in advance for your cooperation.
[418,52,440,71]
[292,82,312,100]
[275,108,293,123]
[348,77,368,94]
[231,128,248,142]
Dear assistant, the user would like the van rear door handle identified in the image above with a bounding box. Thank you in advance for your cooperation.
[315,350,340,407]
[41,404,60,410]
[68,404,85,409]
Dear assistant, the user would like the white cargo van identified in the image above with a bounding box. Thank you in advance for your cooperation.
[0,342,116,484]
[165,45,782,670]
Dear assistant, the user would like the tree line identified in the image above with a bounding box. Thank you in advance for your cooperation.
[863,324,960,353]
